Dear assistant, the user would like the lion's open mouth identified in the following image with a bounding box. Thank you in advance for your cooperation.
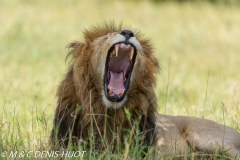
[104,42,137,102]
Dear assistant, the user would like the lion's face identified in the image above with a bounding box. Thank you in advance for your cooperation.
[88,30,145,109]
[70,24,158,109]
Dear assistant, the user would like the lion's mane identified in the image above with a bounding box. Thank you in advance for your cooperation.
[51,22,160,148]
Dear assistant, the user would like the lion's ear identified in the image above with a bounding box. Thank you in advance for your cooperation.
[67,41,85,58]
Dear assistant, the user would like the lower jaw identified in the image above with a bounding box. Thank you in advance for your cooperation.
[104,79,128,102]
[102,91,128,109]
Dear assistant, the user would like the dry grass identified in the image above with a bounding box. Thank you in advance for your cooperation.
[0,0,239,159]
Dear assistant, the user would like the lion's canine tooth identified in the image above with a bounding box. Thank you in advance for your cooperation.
[109,87,113,95]
[115,45,119,57]
[130,48,134,60]
[119,90,124,97]
[124,78,126,82]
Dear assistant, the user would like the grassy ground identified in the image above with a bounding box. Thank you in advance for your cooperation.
[0,0,240,159]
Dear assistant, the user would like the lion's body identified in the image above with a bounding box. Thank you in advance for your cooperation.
[155,114,240,157]
[51,22,240,158]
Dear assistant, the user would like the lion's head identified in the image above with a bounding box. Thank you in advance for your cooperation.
[51,22,160,147]
[68,23,159,109]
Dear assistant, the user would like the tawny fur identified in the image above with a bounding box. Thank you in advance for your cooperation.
[51,23,159,149]
[51,22,240,158]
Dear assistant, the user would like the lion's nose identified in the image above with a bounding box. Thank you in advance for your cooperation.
[120,30,134,38]
[120,30,134,40]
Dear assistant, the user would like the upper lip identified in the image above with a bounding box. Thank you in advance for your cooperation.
[104,42,137,102]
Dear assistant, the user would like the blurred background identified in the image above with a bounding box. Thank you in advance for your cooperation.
[0,0,240,151]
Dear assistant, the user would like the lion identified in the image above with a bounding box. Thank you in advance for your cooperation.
[51,22,240,158]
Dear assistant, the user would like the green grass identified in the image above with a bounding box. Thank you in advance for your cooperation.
[0,0,240,159]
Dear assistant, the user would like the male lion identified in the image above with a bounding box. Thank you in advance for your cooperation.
[51,23,240,158]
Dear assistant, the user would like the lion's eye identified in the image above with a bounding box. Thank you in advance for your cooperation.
[100,35,108,41]
[103,36,108,40]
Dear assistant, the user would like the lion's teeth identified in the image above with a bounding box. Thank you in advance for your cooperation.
[124,78,126,82]
[119,90,125,97]
[115,46,119,57]
[130,48,134,60]
[109,87,113,95]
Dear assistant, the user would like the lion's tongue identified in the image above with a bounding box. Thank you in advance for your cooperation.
[108,71,125,95]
